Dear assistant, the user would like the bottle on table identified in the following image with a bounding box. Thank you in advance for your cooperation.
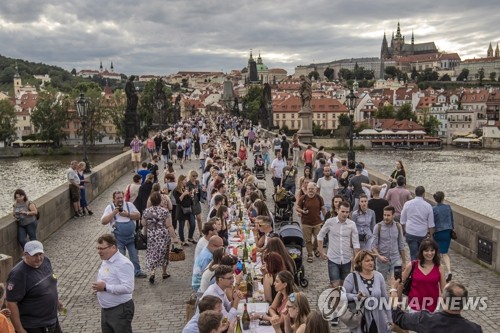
[235,315,243,333]
[243,241,249,261]
[242,304,251,330]
[246,271,253,300]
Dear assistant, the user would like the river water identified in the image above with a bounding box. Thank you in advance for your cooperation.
[345,147,500,221]
[0,154,117,217]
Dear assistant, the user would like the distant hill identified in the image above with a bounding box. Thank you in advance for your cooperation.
[0,54,126,94]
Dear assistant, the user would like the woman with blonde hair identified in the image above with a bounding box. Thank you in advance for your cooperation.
[172,174,195,246]
[147,183,172,212]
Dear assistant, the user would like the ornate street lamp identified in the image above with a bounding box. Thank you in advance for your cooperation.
[156,100,164,130]
[346,88,357,162]
[76,93,91,173]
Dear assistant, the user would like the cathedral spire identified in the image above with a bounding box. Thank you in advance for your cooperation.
[496,43,500,58]
[487,42,493,57]
[100,61,103,72]
[257,50,263,64]
[411,30,414,44]
[249,49,254,61]
[396,20,402,38]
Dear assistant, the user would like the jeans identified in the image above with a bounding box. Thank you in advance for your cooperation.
[116,236,142,275]
[283,183,296,195]
[200,159,206,171]
[176,215,195,241]
[327,260,351,283]
[18,221,38,249]
[406,233,427,260]
[162,154,169,168]
[376,257,402,280]
[262,153,271,168]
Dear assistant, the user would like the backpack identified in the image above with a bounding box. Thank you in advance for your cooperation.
[376,221,403,246]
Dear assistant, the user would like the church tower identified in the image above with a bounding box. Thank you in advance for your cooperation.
[496,44,500,58]
[487,42,493,57]
[381,32,390,59]
[392,21,404,56]
[100,61,103,72]
[247,50,259,84]
[13,62,22,96]
[110,61,114,73]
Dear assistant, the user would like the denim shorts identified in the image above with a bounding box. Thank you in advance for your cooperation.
[328,260,351,283]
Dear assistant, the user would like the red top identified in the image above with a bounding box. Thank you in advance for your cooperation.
[408,261,441,312]
[238,147,247,160]
[303,149,314,164]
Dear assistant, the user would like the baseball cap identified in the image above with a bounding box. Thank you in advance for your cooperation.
[355,164,363,171]
[24,240,44,256]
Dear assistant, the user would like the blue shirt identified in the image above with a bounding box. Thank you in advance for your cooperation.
[192,247,212,291]
[137,169,150,184]
[182,313,199,333]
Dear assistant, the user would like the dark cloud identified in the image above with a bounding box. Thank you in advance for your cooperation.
[1,1,498,75]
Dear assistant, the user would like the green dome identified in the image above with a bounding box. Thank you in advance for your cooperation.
[256,63,268,72]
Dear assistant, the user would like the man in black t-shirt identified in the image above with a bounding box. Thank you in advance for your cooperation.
[6,240,63,333]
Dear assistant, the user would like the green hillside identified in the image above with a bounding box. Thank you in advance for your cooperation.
[0,54,126,94]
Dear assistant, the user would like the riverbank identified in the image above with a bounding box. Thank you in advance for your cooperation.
[0,144,125,158]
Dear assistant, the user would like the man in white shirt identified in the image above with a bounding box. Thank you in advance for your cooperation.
[194,222,217,259]
[201,265,243,322]
[400,186,435,260]
[317,201,360,326]
[92,234,135,333]
[317,166,339,211]
[270,151,286,192]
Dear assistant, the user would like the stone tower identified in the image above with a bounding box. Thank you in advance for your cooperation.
[100,61,103,72]
[496,44,500,58]
[381,32,390,59]
[13,63,22,96]
[110,61,114,72]
[391,21,404,56]
[247,50,259,84]
[487,42,493,57]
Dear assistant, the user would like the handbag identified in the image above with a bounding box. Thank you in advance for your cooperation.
[185,293,198,323]
[451,230,458,240]
[134,221,147,250]
[169,243,186,261]
[181,206,192,215]
[402,260,417,296]
[339,272,365,329]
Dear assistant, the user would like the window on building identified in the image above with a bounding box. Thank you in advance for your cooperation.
[291,121,295,128]
[291,114,295,119]
[322,113,326,118]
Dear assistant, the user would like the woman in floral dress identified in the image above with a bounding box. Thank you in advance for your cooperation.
[141,192,180,284]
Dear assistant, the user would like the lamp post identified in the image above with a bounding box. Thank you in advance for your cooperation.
[346,88,357,162]
[76,93,91,173]
[156,100,164,130]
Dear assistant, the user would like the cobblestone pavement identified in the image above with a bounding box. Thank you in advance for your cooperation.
[43,157,499,333]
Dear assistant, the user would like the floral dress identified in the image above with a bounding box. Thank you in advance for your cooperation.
[143,205,171,271]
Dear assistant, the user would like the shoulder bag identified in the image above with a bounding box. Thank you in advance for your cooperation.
[134,220,147,250]
[339,272,365,329]
[402,260,417,295]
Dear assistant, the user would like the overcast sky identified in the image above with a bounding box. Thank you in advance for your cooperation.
[1,1,498,76]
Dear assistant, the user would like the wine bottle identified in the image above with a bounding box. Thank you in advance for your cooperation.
[235,315,243,333]
[242,304,250,330]
[246,272,253,299]
[243,241,249,261]
[242,261,247,275]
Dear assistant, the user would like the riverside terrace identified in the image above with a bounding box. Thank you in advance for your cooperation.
[0,154,497,332]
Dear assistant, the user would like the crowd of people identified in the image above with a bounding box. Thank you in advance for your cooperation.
[1,114,483,333]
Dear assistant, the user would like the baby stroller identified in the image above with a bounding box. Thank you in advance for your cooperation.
[253,152,266,180]
[273,188,296,224]
[278,221,308,287]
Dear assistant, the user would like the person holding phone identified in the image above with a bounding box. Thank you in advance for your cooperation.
[372,206,406,280]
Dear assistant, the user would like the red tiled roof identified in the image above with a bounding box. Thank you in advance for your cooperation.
[377,119,424,131]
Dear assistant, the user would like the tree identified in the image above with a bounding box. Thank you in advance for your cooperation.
[420,108,440,135]
[138,79,172,136]
[181,78,189,88]
[478,67,485,86]
[308,71,319,81]
[31,91,70,146]
[0,100,17,143]
[324,67,334,81]
[338,68,353,81]
[374,105,395,119]
[439,74,451,81]
[457,68,469,81]
[417,68,439,82]
[338,113,351,126]
[411,68,419,80]
[396,103,416,121]
[490,72,497,82]
[242,85,262,124]
[384,66,399,78]
[71,68,77,76]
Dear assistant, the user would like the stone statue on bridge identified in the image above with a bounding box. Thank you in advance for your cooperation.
[299,75,312,111]
[125,75,138,114]
[259,83,273,129]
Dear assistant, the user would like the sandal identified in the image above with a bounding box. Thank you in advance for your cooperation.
[314,250,321,258]
[188,239,197,244]
[307,256,313,263]
[149,275,155,284]
[162,273,171,279]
